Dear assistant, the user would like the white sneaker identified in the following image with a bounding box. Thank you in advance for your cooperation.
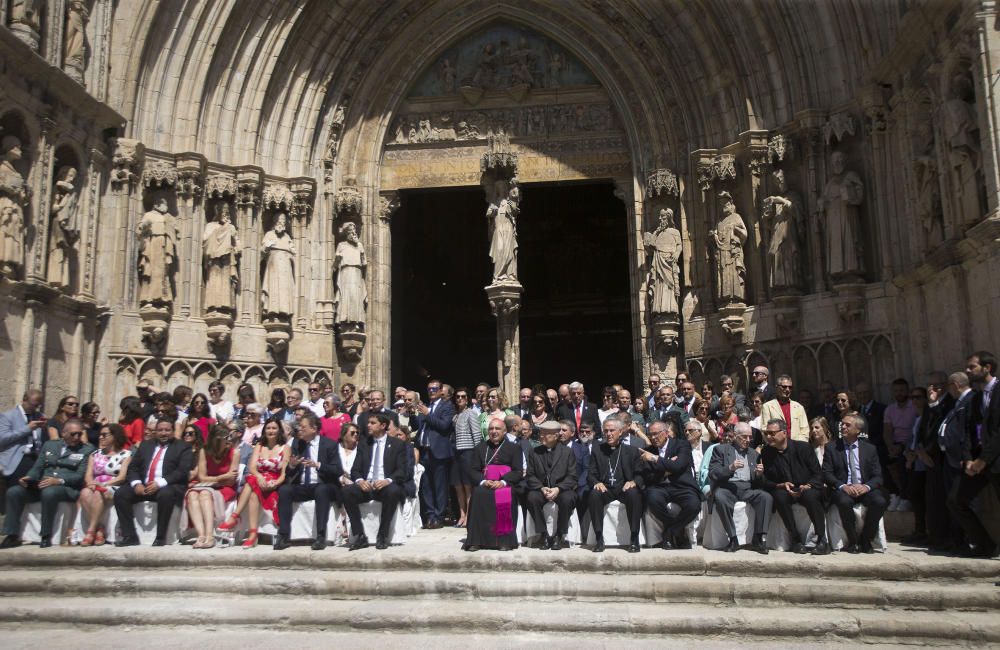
[896,499,912,512]
[887,494,900,512]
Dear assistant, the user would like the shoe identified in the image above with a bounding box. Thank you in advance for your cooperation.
[660,539,675,550]
[812,541,831,556]
[218,514,240,532]
[426,519,443,530]
[311,538,327,551]
[375,538,388,550]
[201,537,216,549]
[723,536,740,553]
[241,529,258,549]
[628,534,641,553]
[80,531,96,547]
[152,538,167,547]
[94,528,106,546]
[463,544,480,552]
[0,535,21,549]
[750,536,769,555]
[349,535,370,551]
[593,536,605,553]
[114,536,140,547]
[550,535,565,551]
[843,543,860,554]
[497,545,514,551]
[674,535,692,550]
[901,532,928,546]
[790,542,806,554]
[540,535,553,550]
[39,536,52,549]
[896,499,912,512]
[959,543,997,558]
[859,540,875,554]
[272,534,290,551]
[192,537,206,549]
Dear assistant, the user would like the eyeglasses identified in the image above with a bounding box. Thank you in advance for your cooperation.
[752,371,765,376]
[456,395,468,400]
[777,385,793,390]
[309,388,320,393]
[67,431,83,436]
[209,388,221,394]
[341,388,352,394]
[182,430,197,437]
[428,386,440,393]
[65,402,79,407]
[98,432,111,438]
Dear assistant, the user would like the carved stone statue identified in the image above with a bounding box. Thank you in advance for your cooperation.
[762,169,803,291]
[47,166,80,290]
[914,121,944,251]
[643,208,681,315]
[440,58,456,94]
[11,0,42,30]
[333,222,367,330]
[202,203,241,313]
[819,151,864,277]
[136,197,179,305]
[710,192,748,303]
[0,136,28,277]
[260,212,296,317]
[486,176,519,282]
[941,72,984,223]
[64,0,89,68]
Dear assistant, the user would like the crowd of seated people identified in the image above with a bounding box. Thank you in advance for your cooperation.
[0,351,996,559]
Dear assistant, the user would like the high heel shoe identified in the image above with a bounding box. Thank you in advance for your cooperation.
[217,514,240,531]
[94,527,106,546]
[80,531,96,547]
[241,529,258,549]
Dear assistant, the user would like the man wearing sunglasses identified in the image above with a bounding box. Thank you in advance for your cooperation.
[750,366,774,403]
[413,380,455,529]
[760,374,809,442]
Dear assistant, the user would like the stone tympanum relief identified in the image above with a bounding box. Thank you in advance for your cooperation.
[47,166,80,290]
[0,136,28,278]
[333,221,367,331]
[711,192,748,303]
[762,169,803,293]
[644,208,682,316]
[136,197,179,306]
[202,203,241,314]
[260,212,295,318]
[819,151,865,279]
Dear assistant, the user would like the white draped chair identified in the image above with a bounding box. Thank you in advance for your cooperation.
[583,500,646,547]
[356,462,424,545]
[702,501,758,550]
[642,502,706,547]
[825,503,888,552]
[522,501,582,545]
[766,503,818,551]
[19,502,74,544]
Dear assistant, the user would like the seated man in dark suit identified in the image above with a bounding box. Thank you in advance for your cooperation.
[1,418,94,548]
[274,412,342,551]
[525,420,578,550]
[761,418,830,555]
[588,417,643,553]
[708,421,771,554]
[113,418,193,546]
[388,419,418,500]
[822,412,887,553]
[558,418,590,524]
[343,413,412,550]
[640,420,702,549]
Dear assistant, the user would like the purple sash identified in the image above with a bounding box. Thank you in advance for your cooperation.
[484,464,514,536]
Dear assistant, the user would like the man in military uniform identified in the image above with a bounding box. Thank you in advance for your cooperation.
[1,418,94,548]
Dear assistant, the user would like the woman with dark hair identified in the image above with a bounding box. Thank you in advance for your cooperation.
[528,391,550,434]
[267,387,287,419]
[119,396,146,448]
[597,386,617,424]
[218,418,288,548]
[340,382,358,419]
[185,424,239,549]
[181,424,204,481]
[232,383,257,421]
[830,390,859,437]
[187,392,215,441]
[46,395,80,441]
[77,423,131,546]
[80,402,104,447]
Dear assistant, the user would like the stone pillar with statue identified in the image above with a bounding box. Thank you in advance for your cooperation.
[0,135,29,278]
[643,207,682,355]
[710,191,749,336]
[202,202,241,347]
[136,196,179,346]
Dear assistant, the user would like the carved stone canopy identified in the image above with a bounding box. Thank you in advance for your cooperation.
[645,168,679,198]
[335,184,363,219]
[110,138,144,189]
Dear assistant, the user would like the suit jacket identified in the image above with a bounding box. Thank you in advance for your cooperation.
[357,407,399,439]
[860,400,887,449]
[981,383,1000,473]
[752,384,775,403]
[822,437,883,491]
[401,442,418,498]
[556,401,600,432]
[0,405,42,476]
[940,390,977,469]
[708,443,762,488]
[565,439,590,497]
[919,393,955,458]
[350,435,411,485]
[588,442,644,489]
[641,437,700,495]
[126,439,194,487]
[27,439,95,489]
[287,435,342,485]
[412,398,456,460]
[760,439,822,490]
[526,443,577,492]
[760,399,810,442]
[645,404,690,429]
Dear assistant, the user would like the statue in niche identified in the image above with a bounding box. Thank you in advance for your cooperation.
[333,222,367,330]
[941,72,984,222]
[202,203,241,313]
[485,176,520,283]
[64,0,89,68]
[440,58,456,94]
[762,169,803,291]
[547,51,564,88]
[818,151,865,277]
[643,208,682,315]
[47,166,80,290]
[136,197,179,306]
[913,121,944,250]
[508,37,535,87]
[260,212,296,317]
[709,191,748,303]
[0,136,28,277]
[11,0,42,30]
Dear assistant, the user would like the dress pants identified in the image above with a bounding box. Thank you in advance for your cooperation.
[276,482,339,538]
[769,487,826,544]
[420,454,452,522]
[113,484,185,541]
[2,484,76,538]
[831,486,888,545]
[588,486,642,537]
[343,482,404,542]
[713,481,773,539]
[925,458,957,547]
[947,471,1000,552]
[645,484,701,539]
[526,489,577,536]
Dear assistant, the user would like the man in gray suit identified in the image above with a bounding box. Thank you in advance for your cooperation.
[708,421,771,554]
[0,390,48,488]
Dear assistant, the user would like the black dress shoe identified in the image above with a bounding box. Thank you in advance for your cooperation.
[859,540,875,554]
[593,537,606,553]
[272,534,290,551]
[151,538,166,547]
[540,535,553,550]
[812,541,831,556]
[660,539,675,550]
[627,542,641,554]
[311,538,327,551]
[550,535,565,551]
[790,542,807,554]
[375,538,388,550]
[0,535,22,549]
[723,536,739,553]
[843,543,860,554]
[426,519,444,530]
[349,535,370,551]
[750,540,769,555]
[497,545,514,551]
[463,544,480,552]
[114,535,140,548]
[674,536,692,550]
[38,536,52,549]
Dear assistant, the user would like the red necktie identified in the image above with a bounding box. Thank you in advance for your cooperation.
[575,405,582,430]
[147,445,165,484]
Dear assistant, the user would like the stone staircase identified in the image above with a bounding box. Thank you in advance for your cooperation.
[0,528,997,648]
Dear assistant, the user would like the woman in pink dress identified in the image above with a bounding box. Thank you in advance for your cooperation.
[78,423,132,546]
[185,424,238,549]
[218,418,288,548]
[320,396,350,442]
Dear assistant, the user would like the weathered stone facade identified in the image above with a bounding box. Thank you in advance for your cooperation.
[1,0,999,412]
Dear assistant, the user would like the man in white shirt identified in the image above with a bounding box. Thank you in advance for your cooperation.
[301,382,327,418]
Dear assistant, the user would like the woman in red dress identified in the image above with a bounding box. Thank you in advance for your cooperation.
[186,392,216,442]
[185,424,239,549]
[217,418,288,548]
[118,396,147,448]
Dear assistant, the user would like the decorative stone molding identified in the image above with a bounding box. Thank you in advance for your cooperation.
[650,312,680,354]
[823,113,856,144]
[334,183,363,219]
[337,330,366,365]
[718,302,746,339]
[713,154,737,183]
[262,182,294,211]
[140,303,170,352]
[695,153,737,191]
[290,179,316,219]
[645,168,679,198]
[747,148,770,177]
[235,167,263,207]
[142,158,178,188]
[175,154,205,199]
[859,84,889,135]
[204,310,233,349]
[480,130,518,173]
[315,299,337,328]
[110,138,144,191]
[833,283,866,328]
[377,191,400,223]
[767,135,788,163]
[263,314,292,356]
[205,173,237,199]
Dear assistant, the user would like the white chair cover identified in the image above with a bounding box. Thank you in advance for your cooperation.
[642,502,706,547]
[522,501,582,545]
[257,502,340,542]
[20,502,74,544]
[178,488,230,541]
[702,501,757,549]
[583,500,645,547]
[766,503,817,550]
[826,504,888,552]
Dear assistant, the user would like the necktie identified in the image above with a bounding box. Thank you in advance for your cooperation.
[302,440,312,485]
[147,445,166,484]
[575,405,582,430]
[848,443,859,484]
[370,438,384,481]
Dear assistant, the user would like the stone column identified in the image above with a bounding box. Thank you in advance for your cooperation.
[486,284,522,403]
[975,3,1000,213]
[368,190,399,390]
[108,138,144,309]
[70,314,86,397]
[26,117,56,284]
[78,146,105,300]
[176,154,205,319]
[741,129,769,305]
[236,168,263,324]
[16,298,39,393]
[796,110,827,294]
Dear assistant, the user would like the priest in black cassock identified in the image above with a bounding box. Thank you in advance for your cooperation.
[463,416,524,551]
[588,417,644,553]
[525,420,578,550]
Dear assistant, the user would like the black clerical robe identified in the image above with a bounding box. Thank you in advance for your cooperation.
[465,438,524,548]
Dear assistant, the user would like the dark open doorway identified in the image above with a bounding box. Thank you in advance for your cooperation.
[391,181,634,396]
